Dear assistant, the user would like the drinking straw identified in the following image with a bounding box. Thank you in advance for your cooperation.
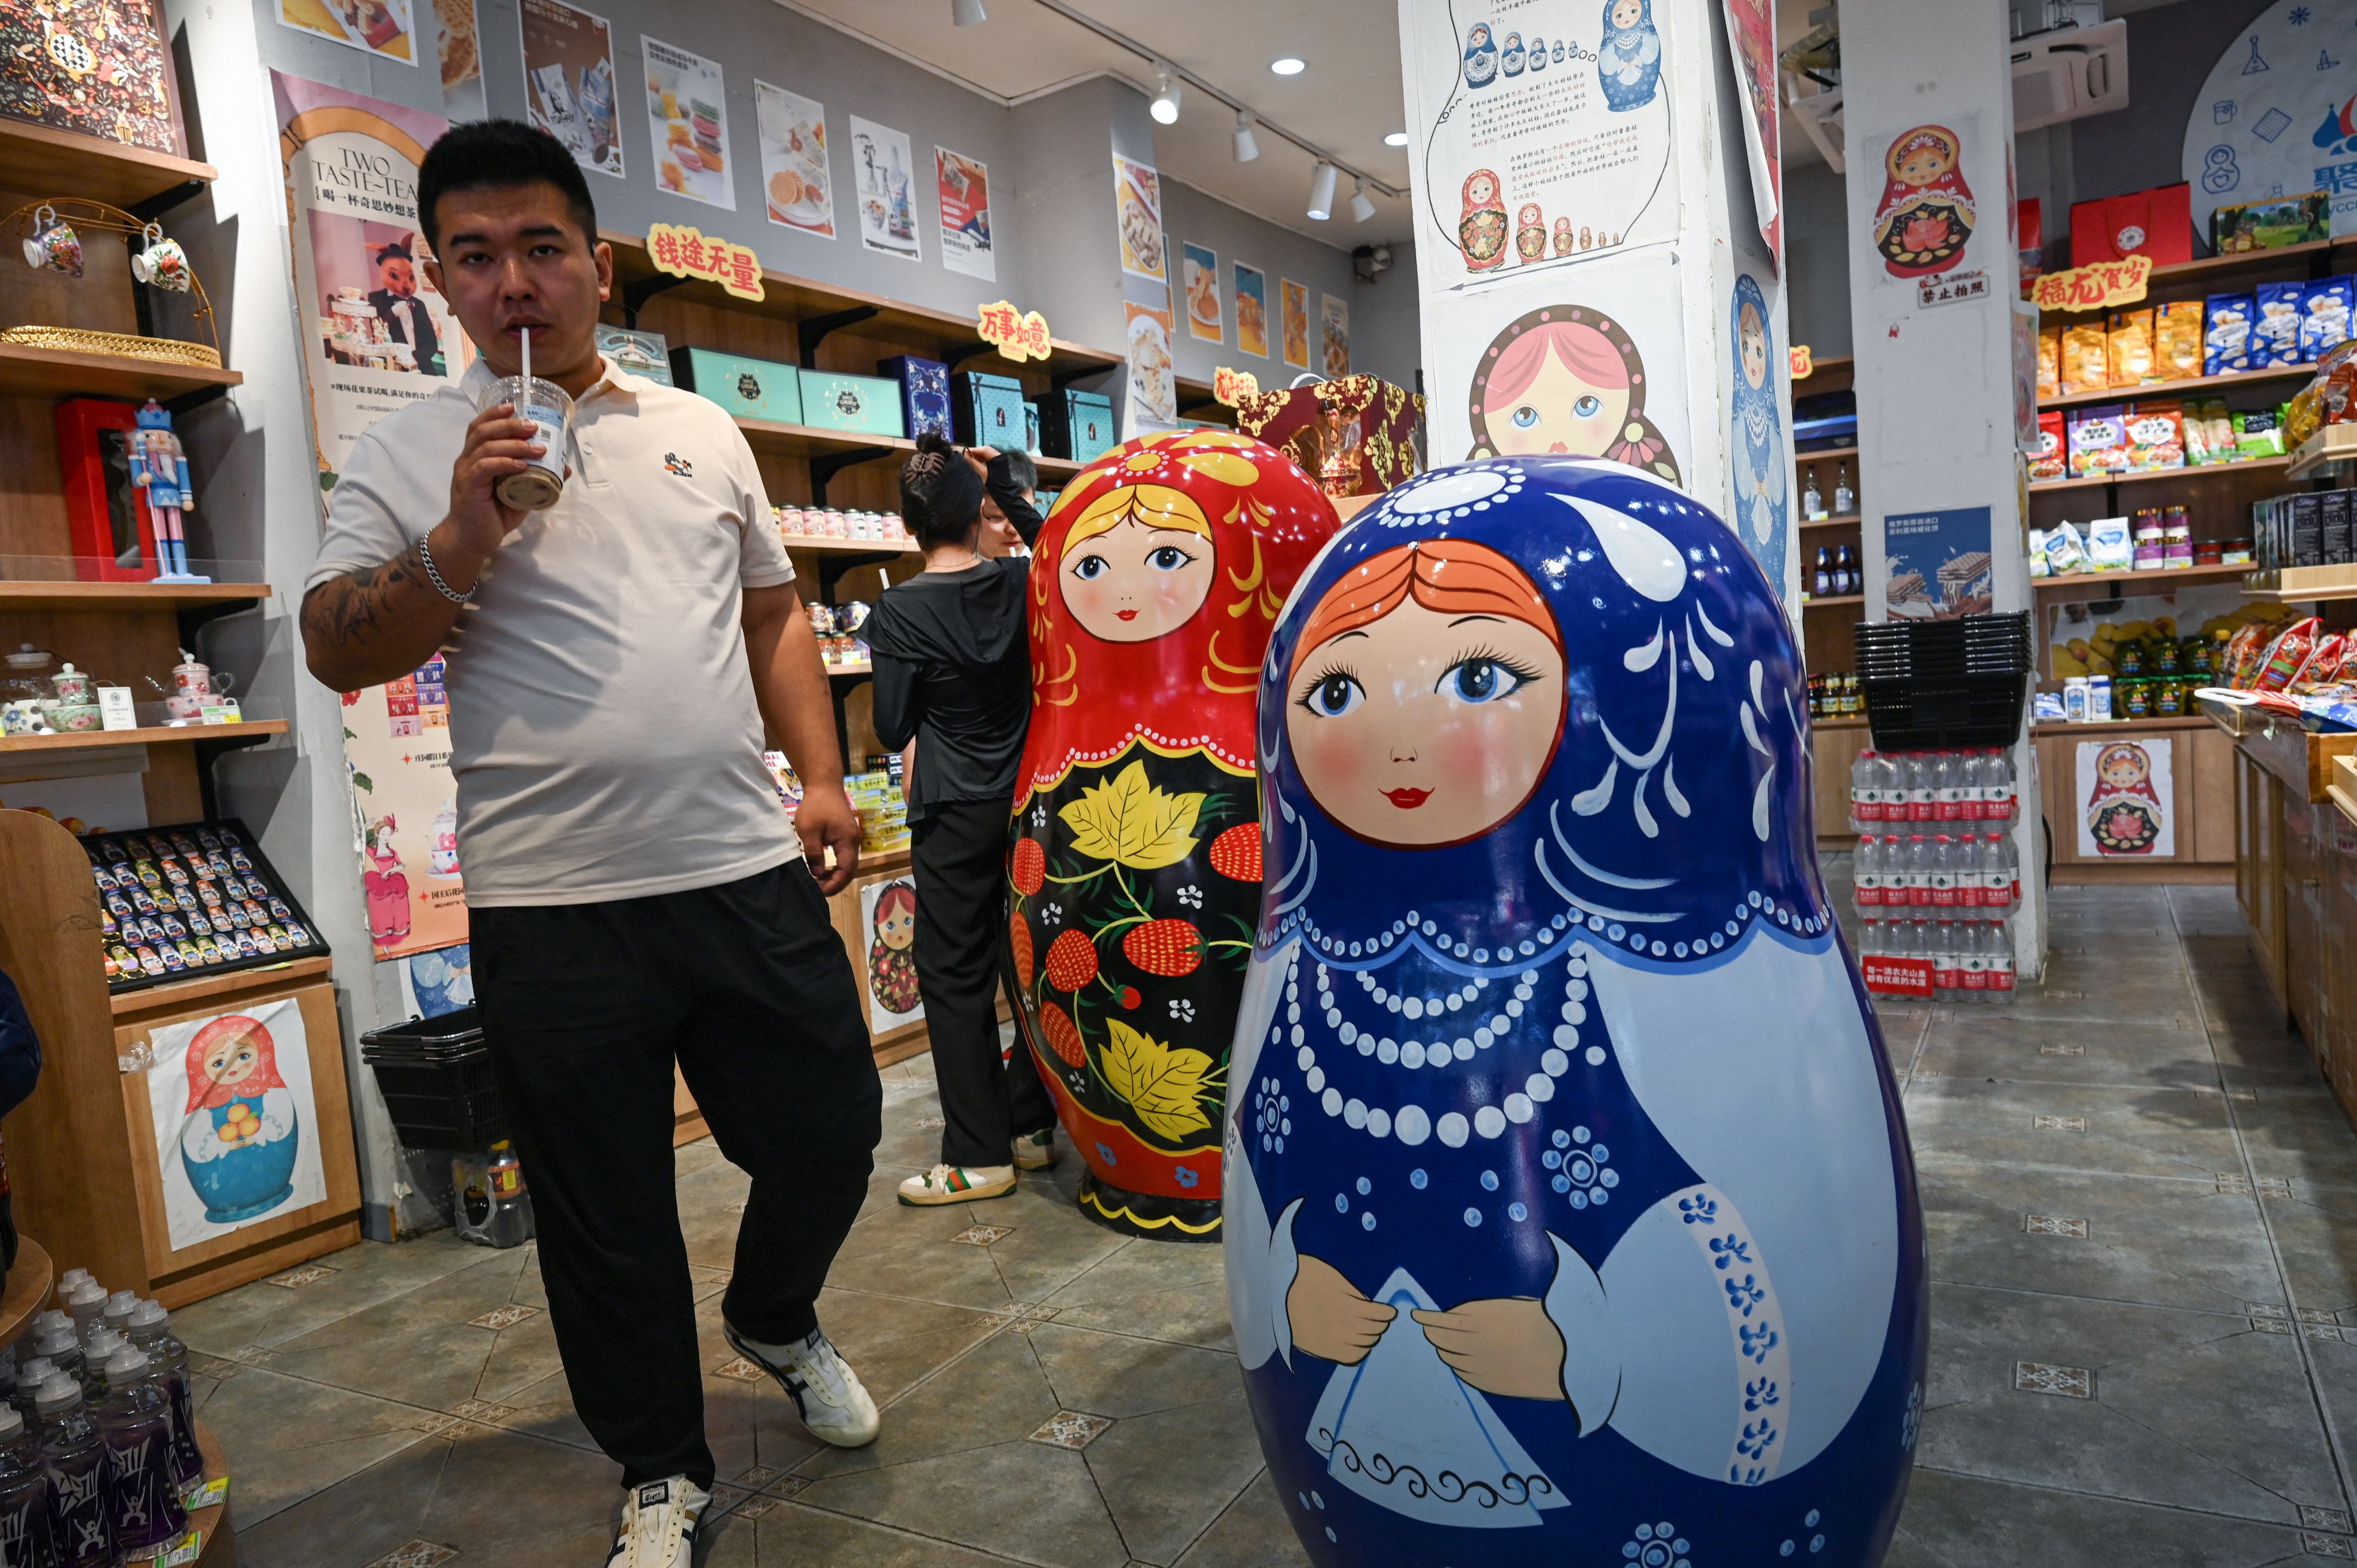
[520,325,531,389]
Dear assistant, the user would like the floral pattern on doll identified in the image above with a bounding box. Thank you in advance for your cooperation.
[1599,0,1665,111]
[1459,169,1508,274]
[2084,741,2164,856]
[1871,125,1974,278]
[1467,306,1682,482]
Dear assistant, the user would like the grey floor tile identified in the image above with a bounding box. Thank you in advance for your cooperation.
[2234,1092,2357,1196]
[1172,1469,1311,1568]
[795,1438,1131,1568]
[1887,1466,2306,1567]
[795,1321,1061,1480]
[1084,1395,1267,1565]
[1027,1321,1244,1418]
[1050,1277,1236,1352]
[197,1366,429,1526]
[255,1246,540,1411]
[1904,1077,2245,1180]
[169,1231,514,1356]
[750,1502,1035,1567]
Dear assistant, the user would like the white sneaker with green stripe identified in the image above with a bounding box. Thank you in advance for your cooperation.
[1012,1128,1057,1170]
[898,1162,1015,1205]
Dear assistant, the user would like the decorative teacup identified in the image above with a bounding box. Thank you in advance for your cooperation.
[131,226,191,292]
[22,207,82,276]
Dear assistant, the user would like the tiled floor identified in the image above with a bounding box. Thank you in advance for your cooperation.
[184,875,2357,1567]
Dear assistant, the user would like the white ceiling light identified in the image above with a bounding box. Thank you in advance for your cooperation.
[1306,161,1337,221]
[952,0,986,24]
[1232,112,1260,163]
[1149,71,1181,124]
[1349,178,1376,223]
[1271,56,1306,75]
[1384,130,1409,147]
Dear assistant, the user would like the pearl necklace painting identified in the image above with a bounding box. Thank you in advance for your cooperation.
[1223,457,1926,1566]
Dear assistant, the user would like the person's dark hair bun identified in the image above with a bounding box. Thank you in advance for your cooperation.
[914,431,955,458]
[901,434,983,550]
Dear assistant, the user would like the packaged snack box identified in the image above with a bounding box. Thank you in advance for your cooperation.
[2038,324,2061,398]
[2122,401,2184,471]
[2107,308,2156,386]
[2204,293,2255,375]
[2063,323,2110,393]
[2303,275,2356,361]
[2212,191,2331,254]
[2183,396,2227,464]
[2030,408,2067,481]
[2154,300,2203,380]
[2234,406,2287,458]
[2068,404,2131,475]
[2084,515,2133,571]
[2257,282,2306,365]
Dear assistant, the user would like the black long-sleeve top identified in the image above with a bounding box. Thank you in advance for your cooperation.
[868,457,1046,821]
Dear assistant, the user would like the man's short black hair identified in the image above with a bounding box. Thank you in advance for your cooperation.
[998,448,1038,494]
[417,119,597,253]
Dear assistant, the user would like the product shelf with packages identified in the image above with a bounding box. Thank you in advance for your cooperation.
[83,819,326,995]
[1848,747,2022,1002]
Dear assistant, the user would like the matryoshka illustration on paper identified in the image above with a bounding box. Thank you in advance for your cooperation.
[1502,30,1527,77]
[1460,170,1509,275]
[1464,23,1499,89]
[868,881,923,1016]
[1006,430,1341,1237]
[1467,306,1681,483]
[1872,125,1975,278]
[177,1013,303,1223]
[1729,274,1791,597]
[1225,458,1925,1566]
[2085,741,2164,855]
[1515,204,1548,264]
[1599,0,1665,111]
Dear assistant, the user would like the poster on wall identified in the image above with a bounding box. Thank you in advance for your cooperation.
[341,655,467,960]
[146,999,328,1252]
[1319,293,1351,375]
[1280,278,1309,369]
[279,0,416,64]
[1721,0,1781,262]
[643,36,733,209]
[433,0,484,116]
[0,0,184,155]
[849,115,921,260]
[1234,262,1269,357]
[1727,272,1790,599]
[1884,506,1992,619]
[2076,737,2175,857]
[1113,155,1166,283]
[1398,0,1679,291]
[274,71,471,484]
[2046,585,2291,680]
[1126,300,1177,427]
[936,147,994,281]
[1871,124,1976,280]
[756,82,833,238]
[1183,243,1222,342]
[857,876,923,1031]
[2183,0,2357,246]
[1418,247,1689,477]
[397,943,475,1018]
[518,0,622,178]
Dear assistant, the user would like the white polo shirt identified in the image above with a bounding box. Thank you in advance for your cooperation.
[306,356,802,907]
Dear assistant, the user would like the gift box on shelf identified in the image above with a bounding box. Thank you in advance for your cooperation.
[801,371,906,438]
[2069,183,2192,268]
[669,347,802,425]
[1234,373,1425,497]
[1038,388,1116,463]
[951,369,1028,449]
[878,355,952,442]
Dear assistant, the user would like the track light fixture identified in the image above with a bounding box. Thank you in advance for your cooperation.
[1149,72,1181,125]
[1307,161,1338,221]
[1233,111,1260,163]
[1349,178,1375,223]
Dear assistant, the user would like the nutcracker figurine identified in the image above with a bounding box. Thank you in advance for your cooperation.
[131,399,207,583]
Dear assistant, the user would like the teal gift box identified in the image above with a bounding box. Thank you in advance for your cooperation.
[800,372,907,438]
[670,348,803,426]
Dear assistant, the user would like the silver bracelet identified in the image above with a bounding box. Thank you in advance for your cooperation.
[418,535,472,604]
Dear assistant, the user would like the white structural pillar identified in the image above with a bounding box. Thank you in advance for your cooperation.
[1843,0,2047,979]
[1395,0,1801,613]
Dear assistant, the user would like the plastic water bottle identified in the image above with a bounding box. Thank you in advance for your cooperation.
[1985,920,2016,1003]
[95,1348,183,1554]
[1930,835,1959,909]
[0,1402,52,1568]
[1961,922,1989,1000]
[1997,833,2022,907]
[1954,837,1984,909]
[31,1330,79,1394]
[124,1305,201,1494]
[1931,922,1960,997]
[1855,836,1882,909]
[1851,749,1883,829]
[1931,751,1961,822]
[1984,749,2016,822]
[75,1333,124,1411]
[98,1298,136,1347]
[10,1364,49,1432]
[1903,835,1931,907]
[1959,751,1986,822]
[34,1375,110,1568]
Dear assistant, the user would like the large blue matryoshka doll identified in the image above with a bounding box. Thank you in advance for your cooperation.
[1225,457,1925,1566]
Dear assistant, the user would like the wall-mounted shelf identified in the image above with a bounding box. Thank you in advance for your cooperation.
[0,344,239,403]
[0,581,270,611]
[0,121,216,210]
[1799,512,1862,533]
[1796,445,1858,464]
[2286,425,2357,482]
[0,719,287,756]
[2034,561,2253,602]
[2031,456,2293,493]
[2242,565,2357,602]
[735,416,1085,478]
[2038,237,2357,318]
[2041,364,2310,411]
[779,535,919,556]
[1801,594,1865,611]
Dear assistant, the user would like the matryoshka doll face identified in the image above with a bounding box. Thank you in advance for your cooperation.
[1610,0,1643,28]
[2098,747,2148,790]
[1060,501,1216,643]
[1894,138,1952,188]
[1482,322,1632,459]
[1465,172,1498,209]
[1286,540,1565,847]
[201,1029,263,1091]
[876,893,917,951]
[1740,300,1769,390]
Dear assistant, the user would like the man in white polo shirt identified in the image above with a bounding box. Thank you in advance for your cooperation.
[301,121,880,1568]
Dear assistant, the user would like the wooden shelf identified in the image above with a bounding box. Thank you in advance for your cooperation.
[0,1236,51,1349]
[2039,237,2357,316]
[2034,561,2253,601]
[0,342,239,403]
[0,120,215,210]
[0,581,269,611]
[736,417,1086,479]
[1810,715,1870,730]
[0,719,286,755]
[2041,364,2310,411]
[1801,594,1865,611]
[2034,715,2214,737]
[2032,456,2293,493]
[779,535,917,556]
[1799,512,1862,532]
[2242,564,2357,602]
[2287,424,2357,480]
[1796,445,1858,464]
[112,955,333,1017]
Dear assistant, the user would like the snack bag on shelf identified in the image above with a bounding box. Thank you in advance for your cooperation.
[2043,520,2088,575]
[2107,308,2156,387]
[2184,398,2221,464]
[2030,408,2067,481]
[2293,631,2351,690]
[2302,276,2355,362]
[2234,406,2287,458]
[2123,401,2185,470]
[2253,616,2324,692]
[2220,622,2270,686]
[2204,293,2255,375]
[2084,515,2133,570]
[2038,324,2061,398]
[2062,323,2110,394]
[2156,300,2204,380]
[2257,282,2307,366]
[2068,405,2131,475]
[2287,376,2327,450]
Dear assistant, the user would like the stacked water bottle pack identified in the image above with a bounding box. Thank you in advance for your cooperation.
[1848,747,2022,1004]
[2,1268,208,1566]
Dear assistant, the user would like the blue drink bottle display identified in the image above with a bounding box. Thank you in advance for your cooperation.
[125,1303,203,1491]
[33,1375,112,1568]
[0,1403,51,1568]
[1225,458,1925,1566]
[96,1349,184,1552]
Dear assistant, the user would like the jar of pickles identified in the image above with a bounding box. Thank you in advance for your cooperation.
[2122,679,2154,719]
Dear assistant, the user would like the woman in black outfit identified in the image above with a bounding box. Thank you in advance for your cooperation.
[871,434,1059,1205]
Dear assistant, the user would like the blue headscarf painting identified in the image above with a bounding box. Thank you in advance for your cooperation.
[1599,0,1664,112]
[1223,457,1925,1567]
[1729,275,1791,600]
[1464,22,1499,89]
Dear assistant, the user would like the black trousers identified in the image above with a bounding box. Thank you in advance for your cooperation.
[471,861,880,1489]
[910,800,1056,1169]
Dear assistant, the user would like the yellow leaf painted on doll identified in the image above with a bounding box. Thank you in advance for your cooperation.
[1059,760,1205,869]
[1099,1018,1214,1140]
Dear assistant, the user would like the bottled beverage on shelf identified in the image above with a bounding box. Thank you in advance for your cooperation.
[1803,470,1824,520]
[1855,835,1883,908]
[1901,754,1933,822]
[31,1328,78,1394]
[1990,833,2021,909]
[12,1361,51,1429]
[1929,835,1959,909]
[1931,751,1962,821]
[1985,920,2016,1002]
[1931,921,1961,997]
[60,1285,102,1347]
[94,1348,184,1553]
[33,1374,109,1568]
[1905,835,1932,908]
[98,1297,136,1346]
[1958,751,1986,821]
[0,1402,51,1568]
[76,1332,124,1410]
[1813,546,1832,598]
[1833,463,1855,515]
[1850,749,1885,829]
[1959,922,1989,999]
[123,1304,201,1494]
[1835,543,1859,596]
[1956,837,1984,908]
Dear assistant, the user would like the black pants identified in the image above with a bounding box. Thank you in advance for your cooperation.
[911,800,1056,1169]
[471,862,880,1490]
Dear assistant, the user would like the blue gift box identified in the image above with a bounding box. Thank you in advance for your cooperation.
[1039,388,1116,463]
[879,354,953,441]
[952,370,1029,449]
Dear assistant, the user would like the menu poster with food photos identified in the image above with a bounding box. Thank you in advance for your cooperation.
[850,115,921,260]
[280,0,417,64]
[1114,155,1166,283]
[1234,262,1269,357]
[644,35,734,209]
[756,82,833,238]
[340,657,468,960]
[1126,300,1177,426]
[519,0,622,177]
[936,147,994,281]
[1321,293,1351,375]
[1183,243,1222,342]
[1280,278,1309,369]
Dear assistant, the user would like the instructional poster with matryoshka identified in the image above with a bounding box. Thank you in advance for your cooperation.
[1398,0,1679,292]
[146,999,329,1251]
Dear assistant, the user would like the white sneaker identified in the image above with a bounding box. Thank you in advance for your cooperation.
[724,1323,881,1448]
[1011,1128,1057,1171]
[607,1476,710,1568]
[897,1162,1015,1204]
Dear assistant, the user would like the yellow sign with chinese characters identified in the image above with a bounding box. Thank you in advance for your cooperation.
[2030,254,2153,315]
[1789,345,1814,379]
[978,300,1052,362]
[1212,367,1260,406]
[646,223,765,302]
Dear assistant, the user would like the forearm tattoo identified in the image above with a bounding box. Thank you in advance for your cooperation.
[300,544,428,653]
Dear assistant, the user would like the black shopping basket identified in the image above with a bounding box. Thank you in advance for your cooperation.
[359,1006,507,1151]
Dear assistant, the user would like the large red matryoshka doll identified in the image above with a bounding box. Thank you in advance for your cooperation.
[1006,429,1340,1239]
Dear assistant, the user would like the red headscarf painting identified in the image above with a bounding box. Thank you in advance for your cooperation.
[1874,124,1975,277]
[183,1013,287,1112]
[1459,169,1508,273]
